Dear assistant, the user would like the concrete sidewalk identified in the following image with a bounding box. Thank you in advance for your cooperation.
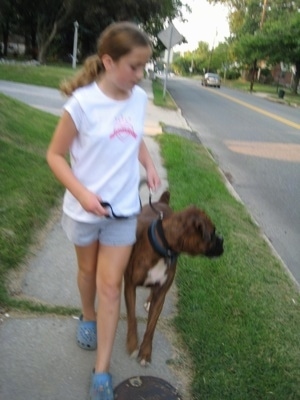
[0,79,192,399]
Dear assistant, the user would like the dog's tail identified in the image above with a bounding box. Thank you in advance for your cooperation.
[159,191,170,204]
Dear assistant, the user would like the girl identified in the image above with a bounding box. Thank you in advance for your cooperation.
[47,21,160,400]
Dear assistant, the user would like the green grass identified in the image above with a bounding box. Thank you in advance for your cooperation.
[0,65,299,399]
[157,133,300,399]
[0,93,64,304]
[223,79,300,106]
[0,64,77,88]
[223,79,278,94]
[150,78,177,109]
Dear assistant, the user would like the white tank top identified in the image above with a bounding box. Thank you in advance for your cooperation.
[63,82,147,222]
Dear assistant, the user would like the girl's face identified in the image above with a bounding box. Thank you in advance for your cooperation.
[102,45,152,95]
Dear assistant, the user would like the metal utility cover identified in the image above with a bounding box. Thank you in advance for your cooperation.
[114,375,182,399]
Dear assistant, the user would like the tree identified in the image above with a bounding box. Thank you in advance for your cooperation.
[172,40,233,76]
[0,0,18,56]
[209,0,300,92]
[172,41,219,76]
[35,0,75,63]
[234,33,264,84]
[2,0,186,63]
[10,0,76,62]
[212,42,232,73]
[261,14,300,94]
[77,0,186,59]
[208,0,263,90]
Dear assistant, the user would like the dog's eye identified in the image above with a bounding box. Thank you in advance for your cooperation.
[209,228,216,242]
[203,228,215,242]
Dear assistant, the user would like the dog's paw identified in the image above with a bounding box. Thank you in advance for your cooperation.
[130,349,139,359]
[138,348,151,366]
[139,358,150,367]
[143,301,150,313]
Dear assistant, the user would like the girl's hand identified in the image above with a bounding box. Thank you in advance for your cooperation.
[146,167,161,192]
[78,189,109,217]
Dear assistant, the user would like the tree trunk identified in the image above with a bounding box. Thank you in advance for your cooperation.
[37,21,58,64]
[2,21,9,56]
[36,1,74,63]
[250,59,257,92]
[30,26,38,60]
[38,44,47,64]
[290,61,300,95]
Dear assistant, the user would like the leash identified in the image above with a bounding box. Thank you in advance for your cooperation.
[100,179,155,219]
[139,178,164,219]
[148,188,164,220]
[102,179,177,265]
[99,201,133,219]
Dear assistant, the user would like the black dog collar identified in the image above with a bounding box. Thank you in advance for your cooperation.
[148,219,178,266]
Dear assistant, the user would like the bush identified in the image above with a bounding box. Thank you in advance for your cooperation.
[220,69,241,80]
[258,68,274,84]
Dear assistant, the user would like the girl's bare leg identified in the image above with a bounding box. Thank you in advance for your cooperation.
[75,241,99,321]
[94,244,133,372]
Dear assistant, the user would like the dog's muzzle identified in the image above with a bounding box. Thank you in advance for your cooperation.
[205,234,224,257]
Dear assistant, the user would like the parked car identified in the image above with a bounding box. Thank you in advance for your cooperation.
[202,73,221,88]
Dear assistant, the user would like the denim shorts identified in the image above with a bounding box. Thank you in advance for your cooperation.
[61,212,137,247]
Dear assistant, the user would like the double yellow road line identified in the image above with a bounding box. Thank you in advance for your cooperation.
[213,89,300,130]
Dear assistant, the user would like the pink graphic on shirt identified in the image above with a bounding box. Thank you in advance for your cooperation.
[110,116,137,141]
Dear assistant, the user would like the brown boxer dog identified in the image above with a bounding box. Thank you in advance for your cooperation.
[124,190,224,365]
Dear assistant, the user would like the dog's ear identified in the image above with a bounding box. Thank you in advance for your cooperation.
[193,211,212,242]
[159,191,170,204]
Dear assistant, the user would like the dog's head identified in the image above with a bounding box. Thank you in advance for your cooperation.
[164,205,223,258]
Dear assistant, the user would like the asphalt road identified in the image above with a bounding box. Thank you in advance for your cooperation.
[166,77,300,285]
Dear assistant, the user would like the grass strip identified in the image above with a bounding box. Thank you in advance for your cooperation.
[6,297,80,316]
[0,64,76,89]
[157,132,300,400]
[152,78,177,109]
[0,94,63,305]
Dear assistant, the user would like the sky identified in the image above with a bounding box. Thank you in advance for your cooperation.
[173,0,231,52]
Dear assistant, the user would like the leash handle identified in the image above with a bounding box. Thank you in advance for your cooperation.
[100,202,129,219]
[100,179,163,219]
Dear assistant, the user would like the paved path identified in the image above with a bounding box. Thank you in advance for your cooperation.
[0,79,191,399]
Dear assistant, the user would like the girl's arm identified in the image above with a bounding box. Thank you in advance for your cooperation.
[138,139,161,190]
[46,111,108,216]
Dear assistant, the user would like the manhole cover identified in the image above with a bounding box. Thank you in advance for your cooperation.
[114,375,182,399]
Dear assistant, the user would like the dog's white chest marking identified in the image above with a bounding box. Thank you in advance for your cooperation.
[144,259,168,287]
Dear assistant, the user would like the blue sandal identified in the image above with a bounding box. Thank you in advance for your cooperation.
[90,371,113,400]
[76,315,97,350]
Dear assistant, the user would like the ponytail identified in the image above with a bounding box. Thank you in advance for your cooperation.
[60,54,103,96]
[60,22,151,96]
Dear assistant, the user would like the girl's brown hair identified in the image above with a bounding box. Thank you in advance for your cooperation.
[60,21,152,96]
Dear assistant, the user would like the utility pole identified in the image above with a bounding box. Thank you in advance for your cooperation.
[250,0,268,91]
[72,21,79,69]
[207,29,218,72]
[163,24,173,99]
[260,0,268,29]
[158,23,183,99]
